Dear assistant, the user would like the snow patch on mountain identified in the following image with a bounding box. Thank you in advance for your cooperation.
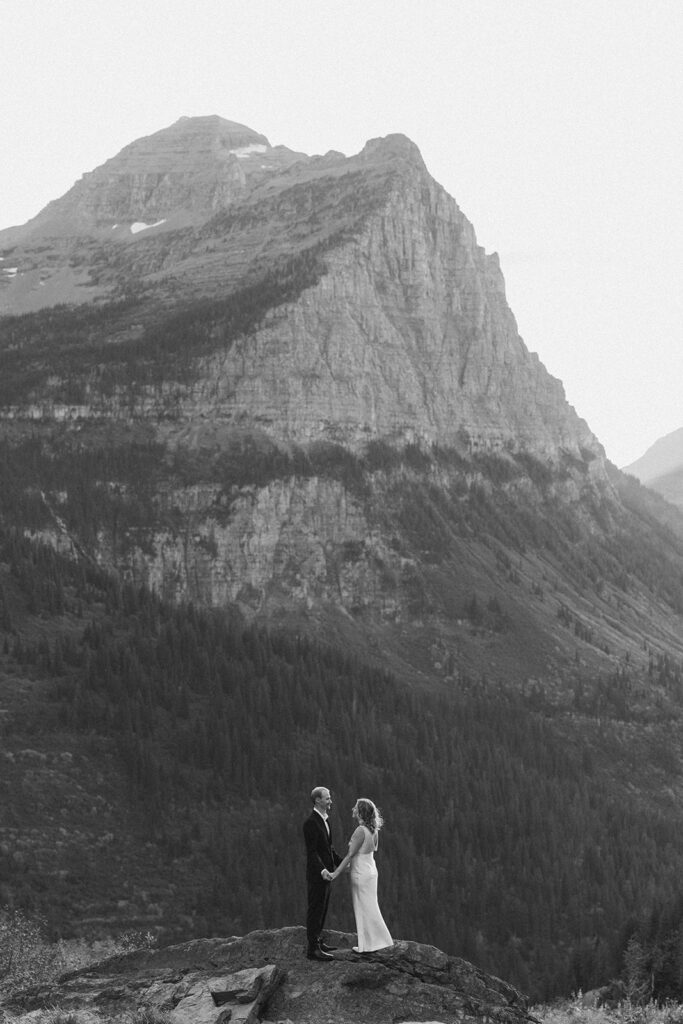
[130,219,167,234]
[230,143,268,158]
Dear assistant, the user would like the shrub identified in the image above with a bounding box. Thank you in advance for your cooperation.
[112,930,158,955]
[43,1011,89,1024]
[0,907,63,993]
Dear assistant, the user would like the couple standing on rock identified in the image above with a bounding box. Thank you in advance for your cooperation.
[303,785,393,961]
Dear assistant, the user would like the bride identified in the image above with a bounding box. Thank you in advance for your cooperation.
[327,797,393,953]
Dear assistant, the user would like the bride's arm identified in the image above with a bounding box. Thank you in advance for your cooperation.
[329,827,364,880]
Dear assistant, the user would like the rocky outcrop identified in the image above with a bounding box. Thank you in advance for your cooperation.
[1,926,534,1024]
[88,475,399,618]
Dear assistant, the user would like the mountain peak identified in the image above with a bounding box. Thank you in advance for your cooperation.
[624,426,683,483]
[89,114,273,184]
[141,114,271,155]
[0,123,429,250]
[360,132,427,169]
[174,113,260,129]
[0,116,298,245]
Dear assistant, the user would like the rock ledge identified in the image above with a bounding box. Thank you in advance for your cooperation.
[2,926,534,1024]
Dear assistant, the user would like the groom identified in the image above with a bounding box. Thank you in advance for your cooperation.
[303,785,342,960]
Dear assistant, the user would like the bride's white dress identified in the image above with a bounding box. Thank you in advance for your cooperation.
[349,826,393,952]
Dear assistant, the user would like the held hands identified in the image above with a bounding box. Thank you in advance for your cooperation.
[321,868,334,881]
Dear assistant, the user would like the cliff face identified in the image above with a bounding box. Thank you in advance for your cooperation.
[1,125,600,461]
[189,166,598,458]
[2,118,683,685]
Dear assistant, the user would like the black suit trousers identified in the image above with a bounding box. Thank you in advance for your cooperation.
[306,873,331,950]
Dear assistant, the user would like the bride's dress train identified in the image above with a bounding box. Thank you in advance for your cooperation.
[350,851,393,952]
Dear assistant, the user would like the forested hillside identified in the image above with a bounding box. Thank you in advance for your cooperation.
[2,522,683,1000]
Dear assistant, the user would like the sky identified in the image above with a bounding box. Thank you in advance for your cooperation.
[1,0,681,468]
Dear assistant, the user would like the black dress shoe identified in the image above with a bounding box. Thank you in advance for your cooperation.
[307,947,334,961]
[319,942,337,952]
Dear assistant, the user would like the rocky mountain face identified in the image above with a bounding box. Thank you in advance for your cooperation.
[0,118,599,458]
[0,115,308,312]
[1,116,683,685]
[624,427,683,509]
[1,926,533,1024]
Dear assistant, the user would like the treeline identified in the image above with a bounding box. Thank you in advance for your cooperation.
[3,530,683,999]
[204,169,379,236]
[0,243,329,404]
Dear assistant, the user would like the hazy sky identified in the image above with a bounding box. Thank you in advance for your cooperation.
[1,0,681,467]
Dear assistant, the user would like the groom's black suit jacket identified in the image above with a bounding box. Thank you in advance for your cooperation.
[303,810,341,879]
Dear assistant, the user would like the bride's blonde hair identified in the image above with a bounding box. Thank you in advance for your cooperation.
[355,798,383,832]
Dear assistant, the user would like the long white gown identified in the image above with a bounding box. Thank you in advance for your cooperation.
[349,825,393,952]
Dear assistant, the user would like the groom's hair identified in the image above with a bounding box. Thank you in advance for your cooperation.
[311,786,328,804]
